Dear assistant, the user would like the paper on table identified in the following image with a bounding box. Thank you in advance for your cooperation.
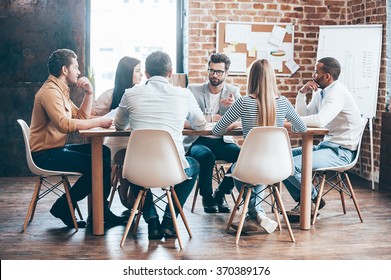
[104,108,117,119]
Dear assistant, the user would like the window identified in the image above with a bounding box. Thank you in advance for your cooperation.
[90,0,180,97]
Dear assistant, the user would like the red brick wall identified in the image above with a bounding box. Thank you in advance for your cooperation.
[187,0,387,183]
[347,0,387,183]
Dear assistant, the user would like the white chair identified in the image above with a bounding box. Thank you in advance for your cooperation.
[191,159,237,213]
[312,117,368,225]
[17,119,83,232]
[226,127,295,244]
[120,129,192,249]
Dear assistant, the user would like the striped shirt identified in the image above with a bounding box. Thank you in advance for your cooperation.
[212,95,307,138]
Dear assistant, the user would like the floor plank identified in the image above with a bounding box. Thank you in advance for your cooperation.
[1,174,390,260]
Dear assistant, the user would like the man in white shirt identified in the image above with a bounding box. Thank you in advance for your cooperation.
[284,57,362,221]
[184,53,241,214]
[115,51,206,239]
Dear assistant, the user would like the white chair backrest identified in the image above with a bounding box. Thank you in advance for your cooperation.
[315,117,368,172]
[231,127,294,186]
[122,129,188,188]
[17,119,45,176]
[17,119,81,177]
[350,117,368,166]
[335,117,368,172]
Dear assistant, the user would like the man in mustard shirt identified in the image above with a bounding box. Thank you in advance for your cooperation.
[29,49,127,228]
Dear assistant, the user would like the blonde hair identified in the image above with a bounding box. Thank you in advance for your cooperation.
[247,59,279,126]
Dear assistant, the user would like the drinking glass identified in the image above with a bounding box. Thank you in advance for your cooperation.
[204,107,213,123]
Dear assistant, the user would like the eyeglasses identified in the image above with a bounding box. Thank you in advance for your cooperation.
[208,69,225,76]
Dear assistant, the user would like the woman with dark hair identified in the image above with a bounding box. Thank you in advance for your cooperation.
[93,56,142,115]
[92,56,142,209]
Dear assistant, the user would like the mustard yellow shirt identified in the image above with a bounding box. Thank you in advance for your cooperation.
[29,75,88,152]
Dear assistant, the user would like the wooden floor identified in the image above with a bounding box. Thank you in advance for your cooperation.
[1,174,391,260]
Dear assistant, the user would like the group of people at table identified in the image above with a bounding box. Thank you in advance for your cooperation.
[28,48,362,240]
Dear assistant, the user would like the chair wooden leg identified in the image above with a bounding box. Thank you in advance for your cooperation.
[133,190,146,235]
[108,165,121,209]
[75,203,83,221]
[270,185,282,231]
[217,164,239,210]
[87,194,92,218]
[344,173,364,222]
[214,164,222,183]
[191,163,230,213]
[60,176,84,220]
[166,189,183,250]
[29,185,41,224]
[170,187,192,237]
[337,173,347,214]
[29,178,44,223]
[312,174,326,225]
[191,181,199,213]
[235,187,252,244]
[120,190,143,247]
[230,191,237,206]
[273,185,295,243]
[63,176,83,220]
[22,178,42,232]
[62,176,78,231]
[231,189,240,211]
[226,184,245,231]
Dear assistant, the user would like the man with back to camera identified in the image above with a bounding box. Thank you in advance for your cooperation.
[184,53,242,214]
[115,51,206,239]
[283,56,362,221]
[29,48,127,228]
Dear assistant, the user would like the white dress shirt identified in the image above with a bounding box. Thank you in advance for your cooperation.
[295,80,362,151]
[115,76,206,168]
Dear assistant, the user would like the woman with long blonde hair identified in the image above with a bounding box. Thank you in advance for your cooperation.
[213,59,307,233]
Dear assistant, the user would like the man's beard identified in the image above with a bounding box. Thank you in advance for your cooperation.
[209,78,223,87]
[313,79,323,89]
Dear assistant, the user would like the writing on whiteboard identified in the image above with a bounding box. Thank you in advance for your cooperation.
[317,25,382,118]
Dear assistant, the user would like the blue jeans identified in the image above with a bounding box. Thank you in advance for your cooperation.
[186,137,240,196]
[283,141,356,202]
[130,156,199,222]
[32,144,112,202]
[232,163,267,220]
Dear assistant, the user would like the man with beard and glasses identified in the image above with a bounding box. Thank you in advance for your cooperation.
[183,53,241,214]
[283,57,362,222]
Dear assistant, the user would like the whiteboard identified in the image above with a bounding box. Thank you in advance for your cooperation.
[317,25,382,118]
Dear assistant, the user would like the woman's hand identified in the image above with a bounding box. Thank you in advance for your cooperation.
[99,117,113,128]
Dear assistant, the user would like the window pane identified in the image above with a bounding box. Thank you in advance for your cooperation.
[91,0,177,97]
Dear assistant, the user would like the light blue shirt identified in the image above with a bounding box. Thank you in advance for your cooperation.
[115,76,206,168]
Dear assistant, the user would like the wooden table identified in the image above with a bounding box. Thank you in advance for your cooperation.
[79,126,327,235]
[292,128,329,230]
[78,127,241,235]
